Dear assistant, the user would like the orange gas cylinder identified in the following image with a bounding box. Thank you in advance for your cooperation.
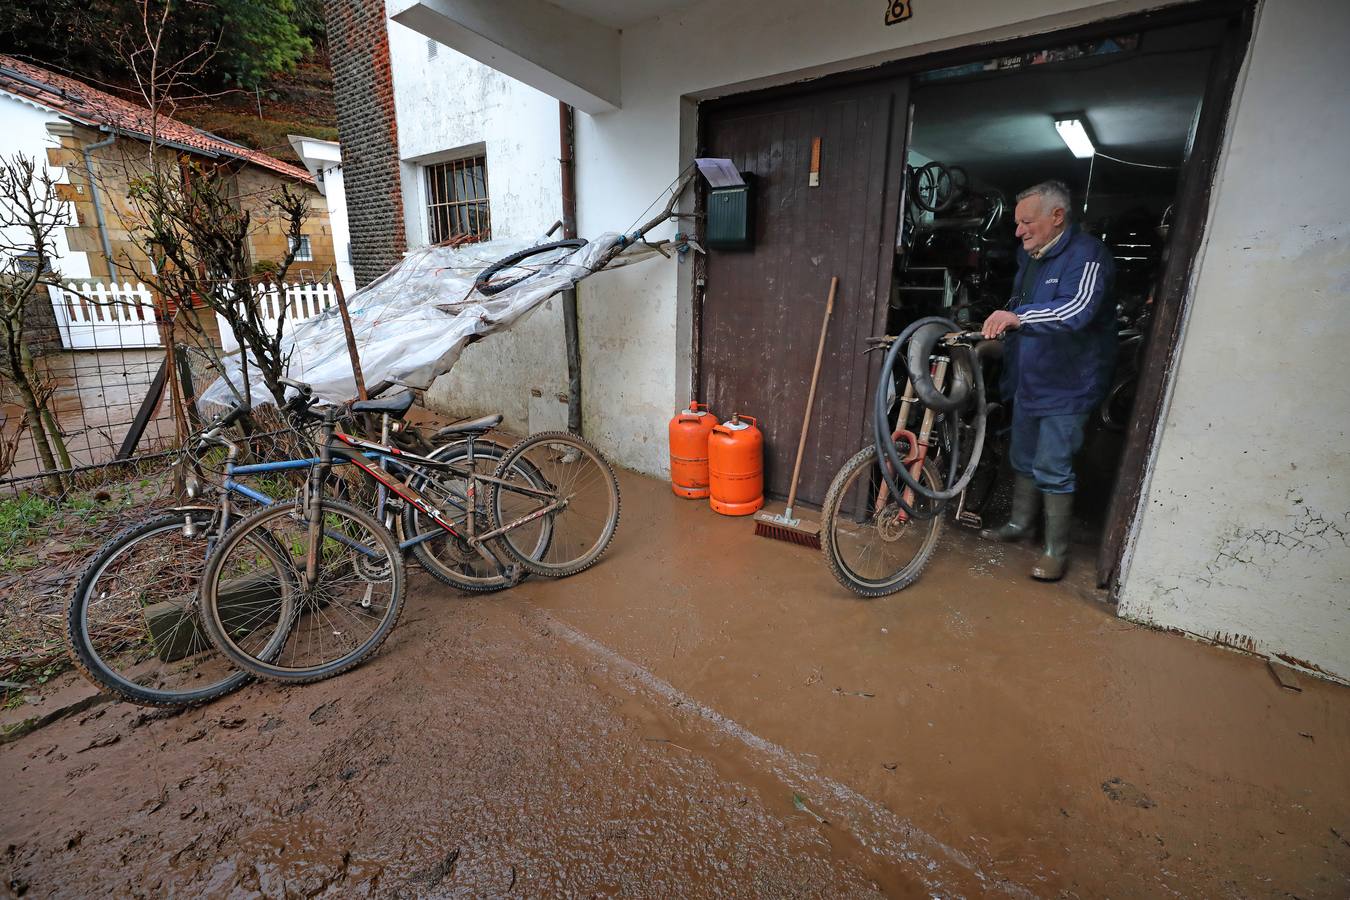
[669,400,718,498]
[708,414,764,516]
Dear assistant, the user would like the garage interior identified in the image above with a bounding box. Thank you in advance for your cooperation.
[893,18,1224,550]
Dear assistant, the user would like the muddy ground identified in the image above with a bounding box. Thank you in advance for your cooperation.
[2,470,1348,897]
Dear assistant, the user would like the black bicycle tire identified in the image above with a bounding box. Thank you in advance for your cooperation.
[820,447,945,598]
[487,431,620,578]
[401,441,549,592]
[66,510,251,707]
[200,499,405,683]
[912,161,956,214]
[474,239,587,297]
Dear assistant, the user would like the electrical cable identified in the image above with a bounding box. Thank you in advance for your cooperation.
[1092,152,1181,170]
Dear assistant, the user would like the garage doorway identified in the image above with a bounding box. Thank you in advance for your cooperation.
[694,3,1251,589]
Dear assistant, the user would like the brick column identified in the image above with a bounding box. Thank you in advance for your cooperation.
[324,0,406,287]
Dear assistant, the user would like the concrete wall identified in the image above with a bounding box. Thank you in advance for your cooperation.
[0,95,91,280]
[387,15,571,433]
[1117,0,1350,683]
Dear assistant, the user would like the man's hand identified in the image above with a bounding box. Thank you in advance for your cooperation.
[982,310,1021,339]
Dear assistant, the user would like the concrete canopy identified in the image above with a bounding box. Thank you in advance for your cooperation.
[388,0,629,113]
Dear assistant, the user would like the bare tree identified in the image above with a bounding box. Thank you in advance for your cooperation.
[127,161,310,408]
[0,155,73,491]
[91,0,314,411]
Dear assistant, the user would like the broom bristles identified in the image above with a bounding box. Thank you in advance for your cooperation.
[753,517,822,549]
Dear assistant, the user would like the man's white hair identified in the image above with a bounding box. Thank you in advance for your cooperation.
[1016,180,1073,218]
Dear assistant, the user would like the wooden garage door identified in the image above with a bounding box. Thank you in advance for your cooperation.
[700,78,909,506]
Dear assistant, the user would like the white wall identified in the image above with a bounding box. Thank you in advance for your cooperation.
[0,94,92,280]
[323,164,357,297]
[386,15,570,433]
[1117,0,1350,682]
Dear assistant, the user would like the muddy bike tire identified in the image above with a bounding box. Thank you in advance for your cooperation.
[820,447,945,598]
[65,510,252,707]
[200,499,405,684]
[401,441,551,592]
[487,431,620,578]
[473,239,587,296]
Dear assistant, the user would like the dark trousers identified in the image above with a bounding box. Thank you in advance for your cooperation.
[1010,408,1089,494]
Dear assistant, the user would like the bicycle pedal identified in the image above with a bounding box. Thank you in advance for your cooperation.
[956,511,983,529]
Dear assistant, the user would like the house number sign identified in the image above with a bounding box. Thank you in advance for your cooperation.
[885,0,913,25]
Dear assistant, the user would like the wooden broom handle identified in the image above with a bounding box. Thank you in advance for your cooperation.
[785,276,837,511]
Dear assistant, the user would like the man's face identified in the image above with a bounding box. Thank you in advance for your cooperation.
[1014,195,1067,254]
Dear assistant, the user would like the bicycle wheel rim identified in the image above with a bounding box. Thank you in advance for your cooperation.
[68,512,250,706]
[203,501,403,681]
[490,432,619,577]
[822,448,943,596]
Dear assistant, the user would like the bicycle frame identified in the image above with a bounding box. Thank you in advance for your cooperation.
[307,414,562,577]
[877,355,950,519]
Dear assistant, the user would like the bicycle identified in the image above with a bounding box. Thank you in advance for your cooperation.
[196,377,620,684]
[820,327,999,597]
[64,386,514,706]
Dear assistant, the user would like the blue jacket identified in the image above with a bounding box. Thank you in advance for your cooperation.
[1002,224,1117,416]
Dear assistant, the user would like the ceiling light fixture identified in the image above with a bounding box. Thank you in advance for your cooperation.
[1053,115,1096,159]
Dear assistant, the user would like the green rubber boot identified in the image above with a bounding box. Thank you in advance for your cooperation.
[980,475,1040,543]
[1032,492,1073,581]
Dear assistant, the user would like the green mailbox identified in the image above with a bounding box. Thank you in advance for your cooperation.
[706,173,756,251]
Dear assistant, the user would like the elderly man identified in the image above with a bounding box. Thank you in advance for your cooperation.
[979,180,1116,581]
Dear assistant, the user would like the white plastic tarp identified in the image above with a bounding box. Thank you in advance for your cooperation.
[198,233,657,411]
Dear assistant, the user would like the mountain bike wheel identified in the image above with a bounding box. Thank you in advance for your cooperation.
[65,510,252,707]
[488,431,620,578]
[401,441,549,592]
[820,447,945,598]
[200,499,404,683]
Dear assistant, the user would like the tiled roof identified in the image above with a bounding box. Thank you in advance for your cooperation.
[0,55,314,183]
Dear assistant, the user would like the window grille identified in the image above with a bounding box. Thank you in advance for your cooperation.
[425,156,491,244]
[289,235,313,261]
[427,38,438,60]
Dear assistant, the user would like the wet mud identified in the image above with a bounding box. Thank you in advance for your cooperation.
[3,469,1349,897]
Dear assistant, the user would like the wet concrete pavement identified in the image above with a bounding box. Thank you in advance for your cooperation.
[4,469,1349,896]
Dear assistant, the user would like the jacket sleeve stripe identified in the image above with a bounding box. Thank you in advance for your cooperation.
[1019,261,1100,324]
[1019,261,1098,323]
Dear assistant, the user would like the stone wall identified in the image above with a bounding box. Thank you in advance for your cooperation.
[325,0,406,286]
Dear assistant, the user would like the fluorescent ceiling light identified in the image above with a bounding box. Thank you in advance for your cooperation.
[1054,116,1096,159]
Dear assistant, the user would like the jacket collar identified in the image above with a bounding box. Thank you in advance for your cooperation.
[1039,223,1079,260]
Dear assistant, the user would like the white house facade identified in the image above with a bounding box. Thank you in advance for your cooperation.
[348,0,1349,683]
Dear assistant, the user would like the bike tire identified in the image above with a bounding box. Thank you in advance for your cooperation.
[200,499,405,683]
[474,239,587,296]
[65,510,251,707]
[820,447,945,598]
[401,441,550,592]
[487,431,620,578]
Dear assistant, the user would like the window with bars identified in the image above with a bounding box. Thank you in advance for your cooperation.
[289,234,313,261]
[425,156,491,244]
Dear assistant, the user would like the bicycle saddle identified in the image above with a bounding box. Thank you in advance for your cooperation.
[351,391,415,417]
[431,414,503,439]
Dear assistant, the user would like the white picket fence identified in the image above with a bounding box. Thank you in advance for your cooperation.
[217,281,338,352]
[47,282,161,350]
[46,280,337,352]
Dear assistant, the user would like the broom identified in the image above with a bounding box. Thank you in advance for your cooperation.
[754,276,836,548]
